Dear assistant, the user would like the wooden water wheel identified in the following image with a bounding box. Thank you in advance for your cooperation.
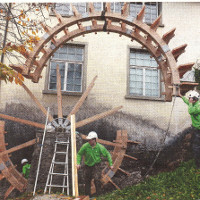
[0,2,197,199]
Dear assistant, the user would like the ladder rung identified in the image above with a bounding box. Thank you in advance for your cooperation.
[50,172,68,175]
[52,161,68,164]
[55,141,69,144]
[46,184,68,188]
[55,152,67,154]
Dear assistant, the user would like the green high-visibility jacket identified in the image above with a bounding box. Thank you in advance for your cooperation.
[22,163,31,179]
[182,96,200,130]
[77,142,113,167]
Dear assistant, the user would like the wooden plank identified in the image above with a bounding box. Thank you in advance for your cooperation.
[136,5,145,21]
[172,44,187,60]
[80,134,123,148]
[21,83,54,122]
[4,185,15,200]
[0,138,37,156]
[76,106,123,128]
[56,65,63,119]
[88,3,95,13]
[71,115,79,197]
[124,154,137,160]
[150,15,161,31]
[0,113,45,129]
[108,178,120,190]
[67,76,97,120]
[0,173,5,180]
[118,167,131,176]
[162,28,176,44]
[121,3,128,16]
[177,63,194,78]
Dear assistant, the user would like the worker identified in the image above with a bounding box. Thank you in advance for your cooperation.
[21,158,31,179]
[179,90,200,168]
[76,131,114,197]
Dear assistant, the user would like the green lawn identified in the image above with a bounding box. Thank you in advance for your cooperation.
[97,160,200,200]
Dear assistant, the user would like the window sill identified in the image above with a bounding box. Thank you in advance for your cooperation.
[125,95,165,101]
[43,89,82,96]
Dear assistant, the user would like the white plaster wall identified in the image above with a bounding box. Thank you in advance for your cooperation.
[0,2,200,135]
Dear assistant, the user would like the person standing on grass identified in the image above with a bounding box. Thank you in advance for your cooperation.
[179,90,200,168]
[76,131,113,197]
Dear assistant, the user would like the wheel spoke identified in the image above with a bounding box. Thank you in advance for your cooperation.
[76,106,122,128]
[56,65,63,119]
[0,113,45,129]
[21,83,54,122]
[67,75,98,120]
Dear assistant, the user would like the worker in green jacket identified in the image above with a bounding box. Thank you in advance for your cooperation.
[21,158,31,179]
[77,131,113,197]
[179,90,200,168]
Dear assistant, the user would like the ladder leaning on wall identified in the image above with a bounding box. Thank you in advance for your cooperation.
[44,136,70,195]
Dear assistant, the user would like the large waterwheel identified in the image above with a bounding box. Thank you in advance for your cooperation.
[0,3,197,199]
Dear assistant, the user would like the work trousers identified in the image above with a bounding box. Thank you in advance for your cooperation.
[84,163,102,197]
[192,127,200,168]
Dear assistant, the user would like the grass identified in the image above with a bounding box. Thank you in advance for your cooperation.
[97,160,200,200]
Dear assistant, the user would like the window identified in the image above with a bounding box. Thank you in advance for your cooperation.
[48,45,84,93]
[128,49,160,98]
[93,2,104,11]
[54,3,87,16]
[129,2,159,24]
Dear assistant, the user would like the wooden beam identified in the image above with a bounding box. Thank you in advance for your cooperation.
[88,3,95,13]
[118,167,131,176]
[124,154,138,160]
[172,44,187,61]
[56,65,63,119]
[67,76,98,120]
[76,106,123,128]
[162,28,176,44]
[4,185,15,200]
[21,83,54,122]
[137,5,145,21]
[108,178,120,190]
[80,134,123,148]
[0,138,38,156]
[0,173,5,181]
[177,63,194,78]
[150,15,161,31]
[0,113,45,129]
[105,3,111,13]
[71,4,80,17]
[121,3,128,16]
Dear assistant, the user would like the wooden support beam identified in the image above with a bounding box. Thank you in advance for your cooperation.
[67,76,98,120]
[0,138,38,156]
[80,134,123,148]
[0,173,5,180]
[105,3,111,13]
[121,3,128,16]
[118,167,131,176]
[177,63,194,78]
[4,185,15,200]
[108,178,120,190]
[88,3,95,13]
[56,65,63,119]
[162,28,176,44]
[92,19,97,27]
[124,154,138,160]
[51,8,64,24]
[150,15,161,31]
[0,113,45,129]
[137,5,145,21]
[76,106,123,128]
[172,44,187,61]
[127,140,141,144]
[71,4,80,17]
[21,83,54,122]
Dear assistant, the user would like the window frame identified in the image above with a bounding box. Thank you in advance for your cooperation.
[43,42,88,96]
[126,46,164,101]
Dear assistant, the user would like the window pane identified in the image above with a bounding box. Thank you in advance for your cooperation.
[111,2,124,13]
[129,49,160,98]
[93,2,103,11]
[55,3,72,16]
[129,2,143,19]
[72,3,86,14]
[49,62,65,90]
[144,3,158,24]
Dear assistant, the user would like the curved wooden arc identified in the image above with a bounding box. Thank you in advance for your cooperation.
[10,4,197,101]
[0,121,30,199]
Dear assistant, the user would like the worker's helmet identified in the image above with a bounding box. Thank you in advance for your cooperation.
[188,90,200,99]
[21,158,28,165]
[86,131,98,140]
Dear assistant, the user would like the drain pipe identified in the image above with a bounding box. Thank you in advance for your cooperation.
[1,3,11,63]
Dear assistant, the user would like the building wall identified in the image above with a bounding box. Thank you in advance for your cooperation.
[0,2,199,147]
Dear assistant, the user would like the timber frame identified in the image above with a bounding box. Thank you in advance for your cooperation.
[10,3,197,101]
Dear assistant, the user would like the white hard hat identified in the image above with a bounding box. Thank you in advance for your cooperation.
[188,90,200,99]
[21,159,28,164]
[86,131,98,140]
